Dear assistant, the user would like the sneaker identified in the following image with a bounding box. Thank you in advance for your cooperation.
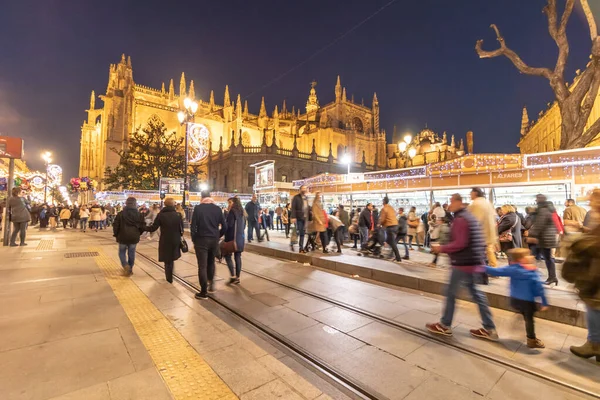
[469,328,499,341]
[195,292,208,300]
[207,281,215,293]
[426,322,453,336]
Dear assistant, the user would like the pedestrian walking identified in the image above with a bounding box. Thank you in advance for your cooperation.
[8,187,31,247]
[527,194,559,286]
[223,197,246,284]
[145,198,183,284]
[426,193,498,341]
[563,189,600,361]
[396,207,410,260]
[406,206,419,250]
[497,204,522,254]
[275,204,283,231]
[291,185,309,253]
[485,248,548,348]
[379,197,402,262]
[328,210,345,253]
[191,190,226,299]
[112,197,146,276]
[563,198,587,234]
[282,203,290,238]
[468,187,499,267]
[268,208,275,230]
[48,206,58,230]
[311,192,329,254]
[59,207,71,229]
[90,203,101,231]
[244,194,261,243]
[359,204,374,249]
[338,205,350,241]
[79,205,90,232]
[349,208,360,249]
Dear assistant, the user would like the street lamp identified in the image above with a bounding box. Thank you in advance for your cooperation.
[403,134,412,145]
[41,151,52,204]
[178,98,199,207]
[397,134,415,168]
[341,153,352,175]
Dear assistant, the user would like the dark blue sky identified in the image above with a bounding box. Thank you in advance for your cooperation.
[0,0,596,178]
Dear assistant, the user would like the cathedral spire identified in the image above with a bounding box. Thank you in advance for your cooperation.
[342,87,347,103]
[179,72,186,97]
[243,100,249,119]
[259,96,267,118]
[121,53,126,64]
[209,90,215,110]
[168,79,174,100]
[273,105,279,119]
[306,81,319,113]
[236,94,242,117]
[520,105,530,136]
[89,90,95,110]
[127,55,132,67]
[335,75,342,103]
[161,82,165,94]
[223,85,230,107]
[189,80,195,99]
[282,99,287,116]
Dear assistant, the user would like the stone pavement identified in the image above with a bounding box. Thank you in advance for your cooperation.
[241,230,586,327]
[136,234,600,400]
[0,229,340,400]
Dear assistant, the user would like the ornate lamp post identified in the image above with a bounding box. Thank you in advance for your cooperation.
[341,153,352,175]
[177,98,198,207]
[397,134,414,168]
[41,151,52,204]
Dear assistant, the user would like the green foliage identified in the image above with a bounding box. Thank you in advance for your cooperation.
[104,116,188,190]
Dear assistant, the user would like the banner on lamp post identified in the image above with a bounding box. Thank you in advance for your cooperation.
[187,123,210,164]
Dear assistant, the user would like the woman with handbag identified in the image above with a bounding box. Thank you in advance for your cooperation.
[497,204,522,255]
[223,197,246,284]
[145,197,184,284]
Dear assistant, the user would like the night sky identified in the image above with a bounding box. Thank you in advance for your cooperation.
[0,0,597,179]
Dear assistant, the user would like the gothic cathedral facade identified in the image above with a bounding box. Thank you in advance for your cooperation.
[79,54,388,192]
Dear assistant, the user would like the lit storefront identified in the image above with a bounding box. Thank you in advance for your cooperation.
[294,147,600,215]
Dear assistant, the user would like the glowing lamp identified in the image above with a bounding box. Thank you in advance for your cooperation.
[184,97,192,110]
[177,111,185,124]
[404,134,412,144]
[199,183,208,191]
[190,101,198,114]
[408,148,417,158]
[398,142,407,152]
[341,154,351,165]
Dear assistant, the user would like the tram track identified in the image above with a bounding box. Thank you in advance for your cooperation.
[97,235,599,399]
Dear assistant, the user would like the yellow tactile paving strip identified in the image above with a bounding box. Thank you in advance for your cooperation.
[36,239,54,251]
[91,248,237,400]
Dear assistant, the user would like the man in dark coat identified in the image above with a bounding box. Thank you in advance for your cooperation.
[244,194,261,243]
[358,204,374,249]
[113,197,146,276]
[191,190,226,299]
[146,197,183,283]
[338,205,350,241]
[527,194,559,285]
[290,185,309,253]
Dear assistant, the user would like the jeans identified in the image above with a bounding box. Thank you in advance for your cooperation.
[296,219,306,249]
[194,237,219,294]
[284,223,290,237]
[359,226,369,248]
[118,243,136,269]
[61,219,69,229]
[164,261,174,283]
[536,247,556,280]
[276,216,282,230]
[10,221,27,245]
[80,218,88,230]
[587,305,600,343]
[332,228,343,252]
[441,268,495,330]
[407,234,420,249]
[247,220,260,242]
[397,235,409,257]
[225,251,242,277]
[385,226,401,261]
[319,231,328,251]
[511,298,537,339]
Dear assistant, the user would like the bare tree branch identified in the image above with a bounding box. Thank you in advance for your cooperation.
[543,0,558,41]
[559,0,575,34]
[581,0,598,41]
[475,24,553,79]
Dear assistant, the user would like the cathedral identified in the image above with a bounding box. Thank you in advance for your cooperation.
[79,54,388,192]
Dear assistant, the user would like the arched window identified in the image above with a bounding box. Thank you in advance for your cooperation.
[353,117,364,133]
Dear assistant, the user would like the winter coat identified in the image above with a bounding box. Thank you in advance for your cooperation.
[338,209,350,227]
[90,206,102,221]
[8,196,31,223]
[291,193,308,221]
[407,211,419,235]
[440,208,486,272]
[190,199,227,242]
[146,206,183,263]
[282,208,289,224]
[224,208,246,252]
[467,197,498,246]
[59,208,71,220]
[311,201,326,232]
[562,228,600,309]
[528,201,558,248]
[497,212,522,248]
[397,215,408,236]
[328,215,344,232]
[379,204,397,228]
[113,206,146,245]
[79,209,90,219]
[244,201,260,223]
[485,263,548,306]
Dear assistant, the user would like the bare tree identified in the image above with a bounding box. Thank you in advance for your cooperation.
[476,0,600,149]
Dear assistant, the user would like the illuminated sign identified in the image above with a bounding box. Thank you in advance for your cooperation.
[159,177,184,194]
[0,136,24,159]
[255,162,274,189]
[188,123,210,163]
[47,164,63,184]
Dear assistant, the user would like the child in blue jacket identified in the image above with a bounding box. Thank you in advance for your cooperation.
[485,248,548,349]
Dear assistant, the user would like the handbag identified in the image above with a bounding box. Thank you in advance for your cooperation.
[290,224,298,244]
[499,217,518,243]
[220,214,238,256]
[180,237,189,253]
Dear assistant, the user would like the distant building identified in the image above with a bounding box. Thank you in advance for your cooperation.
[79,54,388,192]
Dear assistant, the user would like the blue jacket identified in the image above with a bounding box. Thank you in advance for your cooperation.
[485,263,548,306]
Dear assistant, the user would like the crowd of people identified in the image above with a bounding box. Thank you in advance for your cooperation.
[2,184,599,362]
